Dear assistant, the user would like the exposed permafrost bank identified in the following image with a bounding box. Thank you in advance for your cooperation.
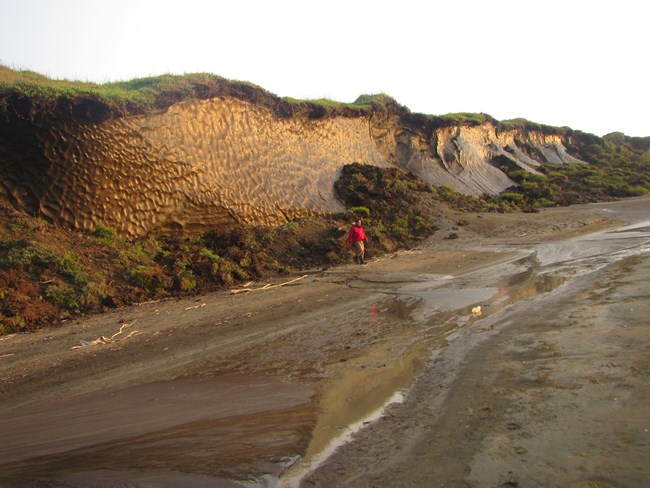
[395,123,585,195]
[1,93,587,237]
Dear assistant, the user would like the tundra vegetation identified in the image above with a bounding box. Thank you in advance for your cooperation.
[0,65,401,122]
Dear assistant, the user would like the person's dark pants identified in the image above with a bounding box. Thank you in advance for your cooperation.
[353,241,365,263]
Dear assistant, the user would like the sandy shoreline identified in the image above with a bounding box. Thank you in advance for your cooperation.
[0,196,648,487]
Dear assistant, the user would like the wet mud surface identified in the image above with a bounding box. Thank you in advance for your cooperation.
[1,196,649,487]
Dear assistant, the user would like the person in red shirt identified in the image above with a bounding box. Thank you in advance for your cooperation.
[348,219,368,264]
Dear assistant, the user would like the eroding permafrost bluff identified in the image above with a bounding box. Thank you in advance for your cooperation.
[2,93,585,237]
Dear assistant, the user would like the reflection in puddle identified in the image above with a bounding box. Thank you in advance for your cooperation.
[354,276,499,323]
[534,272,568,294]
[405,287,499,322]
[535,223,650,267]
[278,390,405,488]
[605,219,650,234]
[379,295,421,320]
[369,305,378,329]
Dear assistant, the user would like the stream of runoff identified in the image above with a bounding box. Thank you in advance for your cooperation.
[278,217,650,488]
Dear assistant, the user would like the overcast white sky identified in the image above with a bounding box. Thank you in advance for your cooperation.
[1,0,647,137]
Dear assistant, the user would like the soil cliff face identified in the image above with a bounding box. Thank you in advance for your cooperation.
[391,123,585,196]
[1,98,392,236]
[0,95,584,237]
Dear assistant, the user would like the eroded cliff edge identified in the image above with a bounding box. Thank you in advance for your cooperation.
[0,79,611,237]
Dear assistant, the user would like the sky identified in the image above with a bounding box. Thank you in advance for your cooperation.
[1,0,648,137]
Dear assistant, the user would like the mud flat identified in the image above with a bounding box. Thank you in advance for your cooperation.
[0,196,648,487]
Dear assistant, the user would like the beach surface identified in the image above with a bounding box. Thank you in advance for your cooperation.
[1,196,648,488]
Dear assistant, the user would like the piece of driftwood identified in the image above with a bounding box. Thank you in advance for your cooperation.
[70,321,140,350]
[229,275,308,295]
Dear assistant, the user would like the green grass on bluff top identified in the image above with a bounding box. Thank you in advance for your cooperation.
[0,65,407,121]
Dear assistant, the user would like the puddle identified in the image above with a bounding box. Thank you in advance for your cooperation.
[368,272,454,283]
[535,220,650,267]
[0,375,313,484]
[605,219,650,234]
[352,274,498,323]
[379,295,421,320]
[404,287,499,322]
[277,327,429,488]
[48,469,275,488]
[350,273,453,290]
[278,390,406,488]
